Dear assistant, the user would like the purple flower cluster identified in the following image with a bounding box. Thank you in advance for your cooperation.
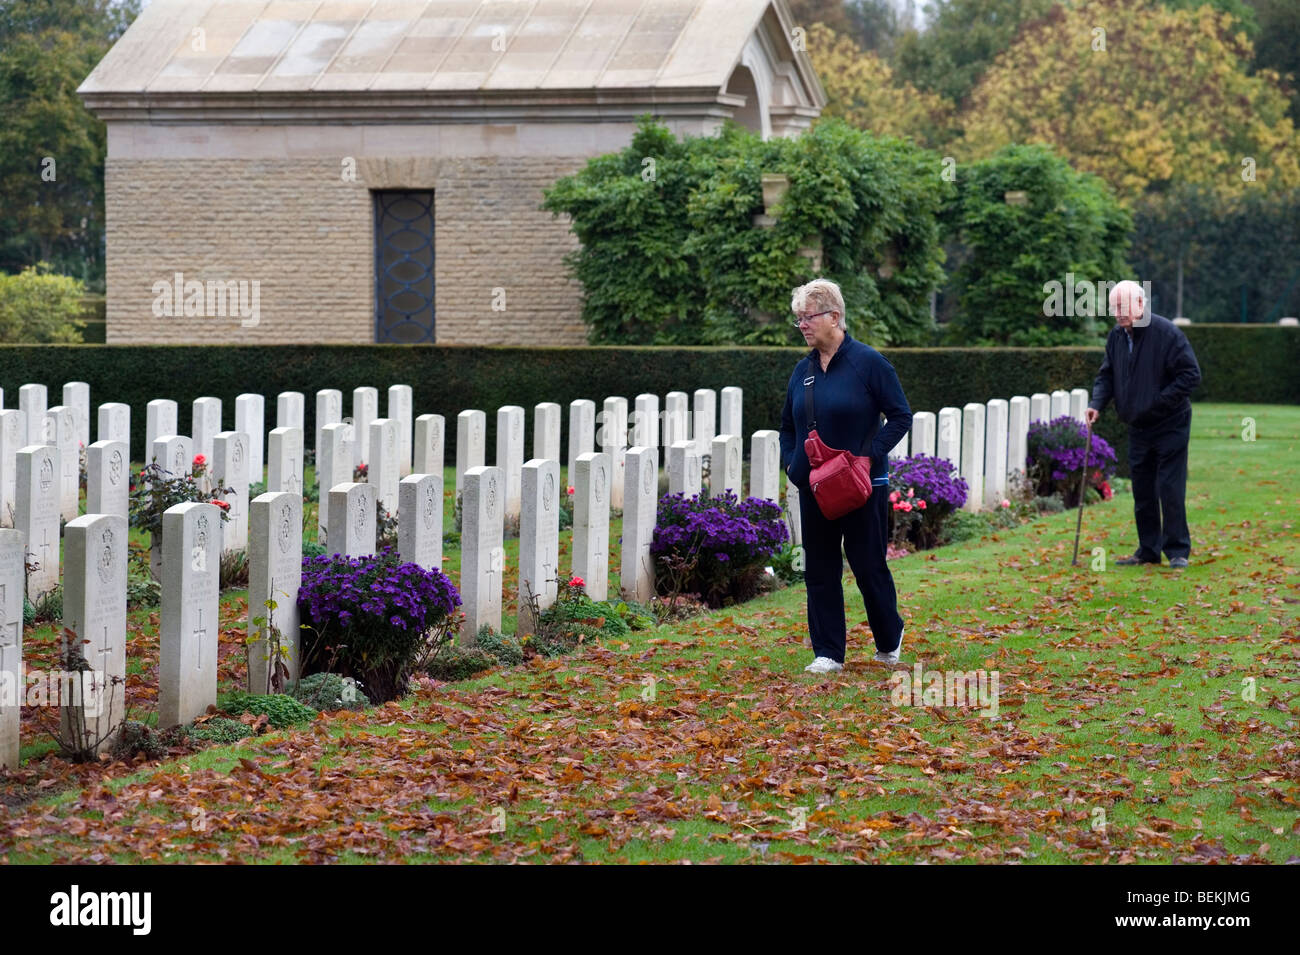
[298,546,461,636]
[888,454,968,512]
[650,491,788,563]
[1027,416,1118,483]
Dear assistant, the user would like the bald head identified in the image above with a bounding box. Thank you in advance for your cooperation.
[1108,280,1147,328]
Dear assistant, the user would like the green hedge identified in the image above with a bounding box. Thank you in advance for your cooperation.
[1,325,1293,480]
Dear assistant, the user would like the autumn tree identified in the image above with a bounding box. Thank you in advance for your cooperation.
[805,22,955,150]
[0,0,141,282]
[958,0,1300,202]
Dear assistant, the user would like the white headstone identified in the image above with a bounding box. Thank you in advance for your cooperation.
[667,441,702,497]
[352,386,378,466]
[455,409,486,497]
[18,385,46,449]
[460,466,504,642]
[961,403,985,513]
[911,411,936,458]
[750,430,781,503]
[276,391,304,431]
[663,392,689,446]
[720,386,743,439]
[146,398,178,464]
[62,513,127,753]
[315,389,342,483]
[621,447,658,603]
[17,445,60,596]
[325,482,375,558]
[1050,390,1070,421]
[693,388,717,458]
[86,440,129,520]
[633,394,659,449]
[984,399,1009,509]
[0,529,22,768]
[317,422,353,545]
[414,414,446,476]
[888,430,909,462]
[152,434,193,480]
[573,452,611,601]
[398,473,442,571]
[158,502,221,728]
[567,399,595,486]
[368,418,400,516]
[1029,393,1051,425]
[247,491,303,693]
[600,397,627,510]
[388,385,413,477]
[212,431,250,552]
[518,459,560,635]
[235,394,265,485]
[533,403,561,463]
[43,405,79,522]
[711,433,743,497]
[267,426,304,498]
[192,396,222,468]
[0,410,27,529]
[496,405,525,522]
[1008,396,1031,485]
[936,407,961,473]
[1069,387,1089,423]
[97,402,130,461]
[63,382,90,450]
[786,479,803,547]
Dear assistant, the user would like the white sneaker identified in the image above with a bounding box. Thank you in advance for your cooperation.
[873,629,904,664]
[804,656,844,674]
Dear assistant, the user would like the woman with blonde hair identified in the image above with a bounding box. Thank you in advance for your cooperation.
[779,279,912,673]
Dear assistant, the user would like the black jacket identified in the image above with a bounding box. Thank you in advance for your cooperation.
[1088,314,1201,431]
[779,333,913,491]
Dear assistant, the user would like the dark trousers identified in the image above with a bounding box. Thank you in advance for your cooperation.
[1127,410,1192,561]
[799,484,903,663]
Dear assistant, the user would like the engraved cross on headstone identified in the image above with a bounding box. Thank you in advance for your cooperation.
[194,607,207,672]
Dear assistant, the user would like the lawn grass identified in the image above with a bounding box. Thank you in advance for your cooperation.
[2,403,1296,863]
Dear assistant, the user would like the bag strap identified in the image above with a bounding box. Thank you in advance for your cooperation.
[803,375,816,431]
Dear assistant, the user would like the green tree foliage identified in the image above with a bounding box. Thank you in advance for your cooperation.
[1247,0,1300,121]
[542,117,951,346]
[787,0,904,55]
[893,0,1058,107]
[0,0,140,284]
[1131,185,1300,322]
[943,144,1132,345]
[0,262,85,342]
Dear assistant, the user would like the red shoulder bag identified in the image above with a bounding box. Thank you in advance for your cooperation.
[803,375,873,520]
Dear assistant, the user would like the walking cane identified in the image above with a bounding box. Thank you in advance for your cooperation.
[1071,418,1093,566]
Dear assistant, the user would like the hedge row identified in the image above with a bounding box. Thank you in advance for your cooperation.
[1,326,1294,480]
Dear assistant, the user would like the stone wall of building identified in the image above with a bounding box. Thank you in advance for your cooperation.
[104,155,587,345]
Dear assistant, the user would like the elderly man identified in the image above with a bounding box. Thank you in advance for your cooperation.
[1085,280,1202,568]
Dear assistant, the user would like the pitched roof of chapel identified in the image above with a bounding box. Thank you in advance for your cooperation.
[79,0,824,111]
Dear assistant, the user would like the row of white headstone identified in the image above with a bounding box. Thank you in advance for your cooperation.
[885,387,1093,513]
[0,383,751,530]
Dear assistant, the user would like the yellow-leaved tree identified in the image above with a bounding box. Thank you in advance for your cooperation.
[959,0,1300,201]
[804,22,956,151]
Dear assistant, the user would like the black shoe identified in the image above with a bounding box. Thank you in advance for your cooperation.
[1116,553,1160,566]
[1169,557,1189,569]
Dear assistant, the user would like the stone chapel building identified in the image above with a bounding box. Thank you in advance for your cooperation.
[79,0,826,345]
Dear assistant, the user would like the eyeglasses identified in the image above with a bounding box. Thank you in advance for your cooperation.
[791,309,835,328]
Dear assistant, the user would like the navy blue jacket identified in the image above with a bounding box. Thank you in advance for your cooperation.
[1088,314,1201,432]
[779,333,913,492]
